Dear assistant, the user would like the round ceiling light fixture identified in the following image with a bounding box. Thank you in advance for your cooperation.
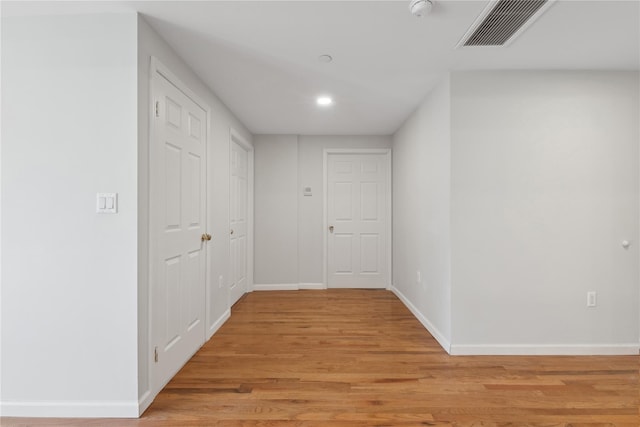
[317,96,333,106]
[409,0,433,17]
[318,54,333,63]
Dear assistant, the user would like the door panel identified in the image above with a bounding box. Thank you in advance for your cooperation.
[334,182,353,220]
[165,143,182,229]
[188,113,201,139]
[361,182,379,220]
[360,234,379,273]
[327,153,388,288]
[188,153,202,227]
[164,256,181,347]
[334,234,354,273]
[151,71,207,393]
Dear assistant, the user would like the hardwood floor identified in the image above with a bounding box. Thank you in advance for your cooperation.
[3,289,638,426]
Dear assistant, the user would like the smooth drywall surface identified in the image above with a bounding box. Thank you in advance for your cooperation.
[297,136,392,284]
[450,71,639,353]
[1,13,140,416]
[137,15,253,405]
[392,76,452,348]
[254,135,300,284]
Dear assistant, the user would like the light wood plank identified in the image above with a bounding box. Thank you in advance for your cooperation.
[3,290,638,426]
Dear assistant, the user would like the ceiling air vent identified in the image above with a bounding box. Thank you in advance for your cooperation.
[458,0,555,47]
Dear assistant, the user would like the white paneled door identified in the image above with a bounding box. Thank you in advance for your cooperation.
[327,152,390,288]
[229,140,249,306]
[150,66,207,393]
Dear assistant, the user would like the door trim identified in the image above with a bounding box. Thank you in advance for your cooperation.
[322,148,392,289]
[148,56,212,399]
[229,128,254,298]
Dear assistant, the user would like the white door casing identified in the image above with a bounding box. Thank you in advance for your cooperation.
[324,150,391,289]
[229,130,253,305]
[149,59,209,395]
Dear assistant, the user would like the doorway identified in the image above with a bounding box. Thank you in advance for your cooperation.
[229,129,254,306]
[149,59,210,395]
[324,149,391,288]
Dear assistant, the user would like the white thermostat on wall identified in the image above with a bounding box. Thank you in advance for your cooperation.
[303,187,312,196]
[96,193,118,214]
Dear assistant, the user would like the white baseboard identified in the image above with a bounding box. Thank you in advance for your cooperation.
[450,343,640,356]
[0,400,140,418]
[207,308,231,340]
[253,283,326,291]
[390,285,640,356]
[390,285,451,354]
[137,390,153,416]
[253,283,300,291]
[299,283,326,290]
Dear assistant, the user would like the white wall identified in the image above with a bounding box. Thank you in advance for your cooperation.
[450,71,639,354]
[1,13,140,416]
[253,135,300,285]
[253,135,392,287]
[392,76,452,350]
[137,15,253,407]
[0,12,253,417]
[391,70,639,355]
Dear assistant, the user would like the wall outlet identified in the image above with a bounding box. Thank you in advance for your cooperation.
[587,291,597,307]
[416,270,421,284]
[218,275,224,289]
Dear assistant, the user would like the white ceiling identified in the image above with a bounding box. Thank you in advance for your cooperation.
[4,1,640,135]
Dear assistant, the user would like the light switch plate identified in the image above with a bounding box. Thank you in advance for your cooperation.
[97,193,117,214]
[587,291,597,307]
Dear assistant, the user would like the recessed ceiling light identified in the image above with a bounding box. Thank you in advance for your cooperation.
[317,96,333,106]
[318,54,333,63]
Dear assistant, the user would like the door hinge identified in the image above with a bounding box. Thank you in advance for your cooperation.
[155,101,160,118]
[154,346,159,363]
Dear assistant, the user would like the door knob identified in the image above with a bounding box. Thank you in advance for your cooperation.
[329,225,334,233]
[201,233,212,242]
[230,229,234,235]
